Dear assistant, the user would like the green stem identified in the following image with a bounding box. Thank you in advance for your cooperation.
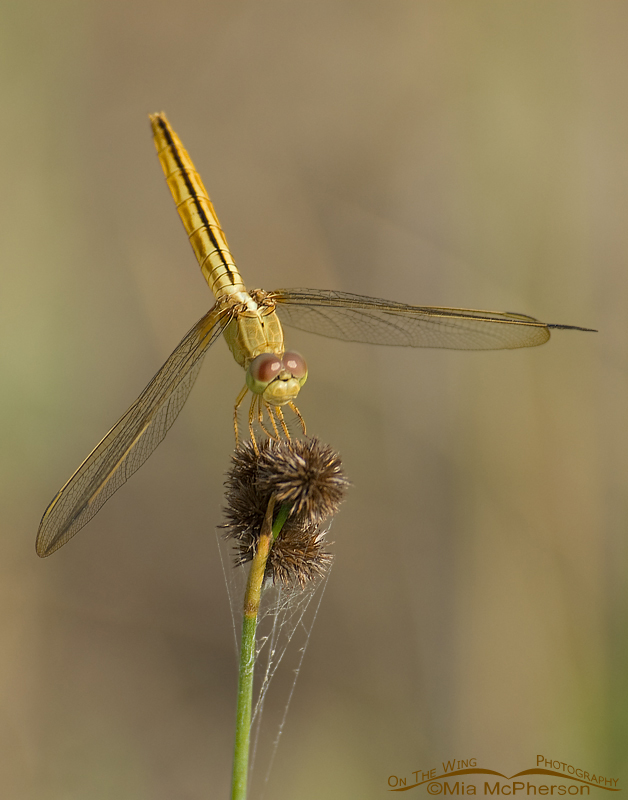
[272,502,290,541]
[231,498,291,800]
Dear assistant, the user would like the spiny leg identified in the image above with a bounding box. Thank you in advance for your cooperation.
[288,401,307,436]
[265,403,282,440]
[274,405,291,440]
[248,394,260,455]
[256,395,274,439]
[233,385,249,446]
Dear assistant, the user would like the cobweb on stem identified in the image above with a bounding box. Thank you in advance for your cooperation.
[217,538,332,795]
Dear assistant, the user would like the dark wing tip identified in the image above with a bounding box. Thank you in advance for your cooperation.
[546,324,597,332]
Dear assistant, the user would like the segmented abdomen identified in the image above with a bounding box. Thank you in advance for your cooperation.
[150,113,245,298]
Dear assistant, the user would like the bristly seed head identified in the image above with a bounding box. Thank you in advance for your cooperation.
[255,437,349,521]
[222,438,349,587]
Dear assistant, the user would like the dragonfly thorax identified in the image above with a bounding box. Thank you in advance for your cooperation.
[221,292,283,368]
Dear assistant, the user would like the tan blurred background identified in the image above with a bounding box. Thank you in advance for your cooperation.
[1,1,626,797]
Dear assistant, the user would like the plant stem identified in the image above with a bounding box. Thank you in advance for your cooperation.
[231,497,290,800]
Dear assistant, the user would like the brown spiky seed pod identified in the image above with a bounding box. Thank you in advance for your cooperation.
[255,437,349,521]
[222,438,349,587]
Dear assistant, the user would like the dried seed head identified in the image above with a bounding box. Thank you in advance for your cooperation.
[222,438,349,587]
[256,437,349,521]
[232,519,333,588]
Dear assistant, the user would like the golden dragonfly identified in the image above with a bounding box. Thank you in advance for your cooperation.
[36,113,595,557]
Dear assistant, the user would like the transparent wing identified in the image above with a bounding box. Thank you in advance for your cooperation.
[36,305,230,557]
[271,289,594,350]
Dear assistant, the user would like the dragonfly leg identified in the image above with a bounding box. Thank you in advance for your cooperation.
[288,401,307,436]
[257,397,275,440]
[248,395,260,456]
[274,406,291,440]
[233,385,249,446]
[265,402,281,440]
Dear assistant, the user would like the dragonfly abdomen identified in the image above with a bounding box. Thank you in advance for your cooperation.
[150,113,246,299]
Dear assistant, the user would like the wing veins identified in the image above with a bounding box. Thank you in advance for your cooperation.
[36,305,229,556]
[271,289,556,350]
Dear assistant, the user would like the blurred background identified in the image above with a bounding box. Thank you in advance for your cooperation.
[1,1,626,798]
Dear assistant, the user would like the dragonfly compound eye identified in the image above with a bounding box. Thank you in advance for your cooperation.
[246,352,283,393]
[282,351,308,385]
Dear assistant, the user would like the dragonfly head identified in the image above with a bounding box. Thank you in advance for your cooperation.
[246,351,308,406]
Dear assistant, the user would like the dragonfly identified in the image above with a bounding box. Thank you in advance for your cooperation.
[35,113,595,557]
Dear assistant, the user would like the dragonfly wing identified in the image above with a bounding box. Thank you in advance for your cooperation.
[272,289,592,350]
[36,305,230,557]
